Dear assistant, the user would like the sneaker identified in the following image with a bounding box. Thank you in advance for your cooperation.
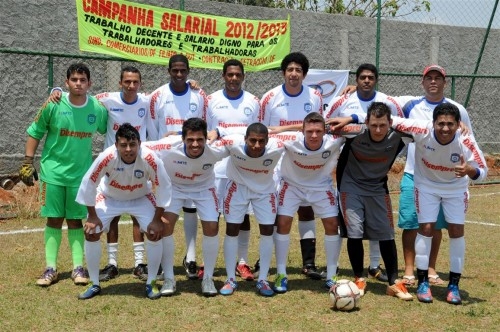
[78,283,101,300]
[273,273,288,293]
[198,265,205,280]
[387,280,414,301]
[146,280,161,300]
[354,277,367,297]
[256,280,274,297]
[253,259,260,279]
[133,263,148,281]
[416,281,433,303]
[236,263,254,281]
[183,256,198,280]
[368,265,389,282]
[446,284,462,305]
[99,264,118,282]
[201,278,217,297]
[71,266,89,285]
[36,267,58,287]
[160,278,176,296]
[302,264,322,280]
[219,278,237,296]
[324,276,337,290]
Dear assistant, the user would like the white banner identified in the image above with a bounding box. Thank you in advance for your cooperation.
[304,69,350,114]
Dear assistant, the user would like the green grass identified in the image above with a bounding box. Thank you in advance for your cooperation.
[1,185,499,331]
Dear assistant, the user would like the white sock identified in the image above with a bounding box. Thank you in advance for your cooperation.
[258,234,273,281]
[237,230,251,264]
[275,233,290,275]
[85,240,102,285]
[298,219,315,239]
[161,236,175,280]
[449,236,465,273]
[106,243,118,267]
[224,235,238,279]
[133,242,145,267]
[202,235,219,279]
[325,235,341,280]
[415,233,433,270]
[183,212,198,262]
[369,240,381,268]
[146,239,162,284]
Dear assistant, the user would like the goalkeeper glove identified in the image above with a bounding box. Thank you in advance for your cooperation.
[19,155,38,186]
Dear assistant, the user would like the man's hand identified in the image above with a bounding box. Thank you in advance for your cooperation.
[147,219,164,241]
[207,129,219,144]
[455,154,474,178]
[19,156,38,186]
[459,122,471,136]
[188,80,201,90]
[339,85,357,96]
[47,89,62,104]
[163,131,180,137]
[84,215,103,234]
[326,116,353,132]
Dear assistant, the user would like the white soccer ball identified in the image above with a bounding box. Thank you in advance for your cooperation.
[329,279,361,311]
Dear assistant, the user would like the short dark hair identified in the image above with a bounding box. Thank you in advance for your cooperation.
[356,63,378,80]
[182,117,207,139]
[223,59,244,75]
[116,123,140,142]
[120,66,141,81]
[281,52,310,75]
[67,63,90,80]
[303,112,325,129]
[366,102,392,122]
[169,54,189,69]
[433,102,461,122]
[245,122,268,138]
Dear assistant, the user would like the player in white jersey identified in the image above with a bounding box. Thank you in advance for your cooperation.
[207,59,260,281]
[145,118,227,297]
[148,54,208,280]
[260,52,326,281]
[273,112,343,293]
[76,124,172,300]
[392,103,487,305]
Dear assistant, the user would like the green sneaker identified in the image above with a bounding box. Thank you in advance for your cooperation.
[78,283,101,300]
[273,273,288,293]
[146,280,161,300]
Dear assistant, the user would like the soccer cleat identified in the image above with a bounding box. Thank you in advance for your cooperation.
[386,280,414,301]
[182,256,198,280]
[198,265,205,280]
[201,278,217,297]
[273,274,288,293]
[446,284,462,305]
[236,263,254,281]
[78,283,101,300]
[133,263,148,281]
[99,264,118,282]
[302,264,323,280]
[368,265,389,282]
[324,276,338,290]
[256,280,275,297]
[219,278,237,296]
[160,278,176,296]
[36,267,58,287]
[146,280,161,300]
[253,259,260,279]
[354,277,367,297]
[416,281,433,303]
[71,266,89,285]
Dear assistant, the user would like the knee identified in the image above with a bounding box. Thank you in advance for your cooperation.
[183,207,197,214]
[85,233,101,242]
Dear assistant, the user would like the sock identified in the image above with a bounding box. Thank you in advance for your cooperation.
[224,235,238,279]
[107,243,118,267]
[183,212,198,262]
[258,234,273,281]
[298,219,315,239]
[369,240,381,269]
[161,235,175,280]
[67,227,84,269]
[237,230,251,265]
[415,233,432,270]
[85,240,102,285]
[449,236,465,274]
[133,242,145,267]
[449,271,461,286]
[44,226,62,269]
[146,239,162,284]
[275,233,290,275]
[324,235,341,280]
[347,238,364,278]
[379,240,398,285]
[417,268,429,284]
[202,235,219,279]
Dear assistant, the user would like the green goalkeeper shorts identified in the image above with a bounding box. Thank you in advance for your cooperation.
[39,181,87,219]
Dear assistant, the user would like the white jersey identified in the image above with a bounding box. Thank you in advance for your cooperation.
[207,89,260,178]
[148,83,207,140]
[95,92,151,148]
[260,84,323,126]
[400,97,473,175]
[392,117,487,195]
[145,136,228,192]
[273,131,344,189]
[76,145,171,208]
[214,135,284,193]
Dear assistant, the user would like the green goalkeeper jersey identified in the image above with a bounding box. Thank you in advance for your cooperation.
[27,95,108,187]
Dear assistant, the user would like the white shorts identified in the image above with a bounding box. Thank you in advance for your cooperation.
[277,180,339,218]
[223,180,276,225]
[166,187,219,221]
[94,193,157,233]
[415,187,468,225]
[216,177,253,215]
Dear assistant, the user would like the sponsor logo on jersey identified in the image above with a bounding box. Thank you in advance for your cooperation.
[450,153,460,163]
[322,151,331,159]
[304,103,312,113]
[60,111,73,116]
[189,103,198,113]
[115,167,124,171]
[424,144,436,151]
[202,163,212,170]
[88,114,96,124]
[134,170,144,178]
[277,102,289,107]
[173,160,187,165]
[244,107,253,116]
[110,108,124,112]
[138,108,146,118]
[263,159,273,166]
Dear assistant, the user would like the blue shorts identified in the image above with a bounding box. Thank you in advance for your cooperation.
[397,173,447,230]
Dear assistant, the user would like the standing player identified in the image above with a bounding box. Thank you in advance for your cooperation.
[76,124,171,300]
[207,59,260,281]
[392,103,487,304]
[260,52,325,280]
[19,63,107,287]
[148,54,207,280]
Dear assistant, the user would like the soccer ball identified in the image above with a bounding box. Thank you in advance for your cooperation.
[329,279,361,311]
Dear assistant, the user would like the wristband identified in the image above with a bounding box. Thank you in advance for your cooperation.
[23,155,34,164]
[471,168,480,180]
[50,87,63,94]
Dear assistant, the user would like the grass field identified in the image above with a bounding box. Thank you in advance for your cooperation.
[1,184,499,331]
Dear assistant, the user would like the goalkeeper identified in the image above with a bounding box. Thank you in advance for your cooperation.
[20,63,108,287]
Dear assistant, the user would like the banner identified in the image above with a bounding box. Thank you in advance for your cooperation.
[303,69,350,114]
[76,0,290,71]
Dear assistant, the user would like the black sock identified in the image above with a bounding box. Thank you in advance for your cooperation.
[449,271,461,286]
[347,238,364,278]
[379,240,398,285]
[417,269,429,285]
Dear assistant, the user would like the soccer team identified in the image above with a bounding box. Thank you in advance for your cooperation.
[19,52,487,304]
